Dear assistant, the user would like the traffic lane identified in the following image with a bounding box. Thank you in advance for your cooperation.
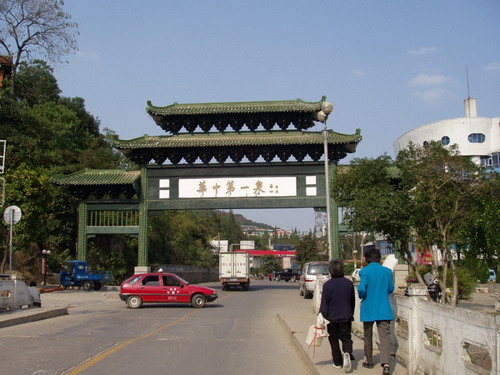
[0,296,223,375]
[62,281,312,375]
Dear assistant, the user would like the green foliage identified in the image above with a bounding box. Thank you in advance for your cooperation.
[86,242,128,285]
[333,155,412,259]
[259,255,282,275]
[442,266,476,300]
[343,261,355,276]
[0,60,122,275]
[462,258,490,284]
[149,210,240,268]
[295,234,324,266]
[14,61,61,105]
[460,172,500,267]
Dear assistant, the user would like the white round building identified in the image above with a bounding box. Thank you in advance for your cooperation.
[393,98,500,170]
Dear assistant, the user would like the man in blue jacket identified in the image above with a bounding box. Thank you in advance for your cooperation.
[357,247,394,375]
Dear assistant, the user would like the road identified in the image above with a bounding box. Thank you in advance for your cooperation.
[0,280,312,375]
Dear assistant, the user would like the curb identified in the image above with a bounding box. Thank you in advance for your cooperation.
[0,307,68,329]
[277,313,321,375]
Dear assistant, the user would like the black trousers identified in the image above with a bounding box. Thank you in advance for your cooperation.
[327,321,353,366]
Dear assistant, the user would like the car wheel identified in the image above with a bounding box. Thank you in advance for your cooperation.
[126,295,143,309]
[82,281,93,291]
[304,291,313,299]
[191,294,206,308]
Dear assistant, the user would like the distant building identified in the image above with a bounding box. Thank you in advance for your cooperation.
[235,249,296,269]
[394,98,500,171]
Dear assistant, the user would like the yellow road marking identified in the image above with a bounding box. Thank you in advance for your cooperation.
[66,294,232,374]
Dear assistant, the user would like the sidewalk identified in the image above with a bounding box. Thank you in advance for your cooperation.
[277,298,408,375]
[0,285,120,329]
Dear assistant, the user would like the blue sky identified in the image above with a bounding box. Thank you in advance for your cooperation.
[55,0,500,232]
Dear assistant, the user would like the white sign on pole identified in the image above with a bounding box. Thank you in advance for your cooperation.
[3,205,21,275]
[4,205,22,225]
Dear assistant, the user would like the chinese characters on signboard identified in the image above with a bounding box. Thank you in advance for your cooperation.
[180,177,296,198]
[158,176,319,199]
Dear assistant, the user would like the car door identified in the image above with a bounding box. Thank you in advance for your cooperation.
[139,275,166,303]
[162,275,187,303]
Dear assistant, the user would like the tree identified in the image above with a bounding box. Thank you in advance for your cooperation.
[0,0,78,88]
[295,234,324,266]
[396,142,485,305]
[14,60,60,105]
[332,155,422,280]
[461,171,500,273]
[260,255,282,275]
[0,60,122,274]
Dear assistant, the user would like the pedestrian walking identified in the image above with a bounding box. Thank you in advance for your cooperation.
[357,247,395,375]
[319,258,355,372]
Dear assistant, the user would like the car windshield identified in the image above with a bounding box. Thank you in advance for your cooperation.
[176,275,190,285]
[308,264,329,275]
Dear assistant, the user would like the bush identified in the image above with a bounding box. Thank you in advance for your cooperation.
[343,261,355,275]
[462,260,490,284]
[442,266,476,300]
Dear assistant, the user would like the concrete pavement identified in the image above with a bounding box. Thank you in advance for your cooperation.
[0,284,409,375]
[276,297,408,375]
[1,284,497,375]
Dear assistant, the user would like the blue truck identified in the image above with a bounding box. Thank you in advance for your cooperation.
[59,260,113,291]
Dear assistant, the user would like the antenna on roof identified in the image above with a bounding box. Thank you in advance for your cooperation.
[466,64,471,98]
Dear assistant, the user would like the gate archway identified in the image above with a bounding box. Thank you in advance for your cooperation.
[53,97,361,269]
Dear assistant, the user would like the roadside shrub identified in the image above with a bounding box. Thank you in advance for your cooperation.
[343,261,355,275]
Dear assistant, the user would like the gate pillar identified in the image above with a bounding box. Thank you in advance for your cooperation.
[77,202,88,260]
[138,167,149,266]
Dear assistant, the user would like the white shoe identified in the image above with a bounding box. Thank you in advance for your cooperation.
[333,363,342,369]
[343,352,352,372]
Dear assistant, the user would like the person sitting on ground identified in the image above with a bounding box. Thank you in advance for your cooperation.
[28,281,41,307]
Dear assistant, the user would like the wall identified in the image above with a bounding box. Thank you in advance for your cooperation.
[351,289,499,375]
[153,264,219,284]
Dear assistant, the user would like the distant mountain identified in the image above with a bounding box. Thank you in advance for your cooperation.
[231,213,275,229]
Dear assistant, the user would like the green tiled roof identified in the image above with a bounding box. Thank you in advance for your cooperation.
[113,130,362,149]
[146,98,325,116]
[52,169,140,185]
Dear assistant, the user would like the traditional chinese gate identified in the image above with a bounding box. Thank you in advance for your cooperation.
[53,97,361,269]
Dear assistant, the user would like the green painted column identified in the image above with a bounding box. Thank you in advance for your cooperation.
[329,163,340,259]
[137,167,149,266]
[77,202,88,260]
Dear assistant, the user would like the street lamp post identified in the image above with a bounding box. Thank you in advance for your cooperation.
[42,249,51,285]
[316,101,334,258]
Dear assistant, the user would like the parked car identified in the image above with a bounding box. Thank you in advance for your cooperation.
[298,261,330,299]
[489,269,496,282]
[119,272,218,309]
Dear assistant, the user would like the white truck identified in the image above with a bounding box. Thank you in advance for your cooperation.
[219,252,250,291]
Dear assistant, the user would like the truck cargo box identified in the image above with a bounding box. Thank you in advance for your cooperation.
[219,252,250,291]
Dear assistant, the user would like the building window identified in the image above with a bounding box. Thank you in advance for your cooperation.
[441,136,450,145]
[467,133,485,143]
[492,152,500,169]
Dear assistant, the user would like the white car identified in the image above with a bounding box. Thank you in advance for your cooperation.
[298,261,330,299]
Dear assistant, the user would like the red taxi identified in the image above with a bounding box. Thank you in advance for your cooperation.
[119,272,217,309]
